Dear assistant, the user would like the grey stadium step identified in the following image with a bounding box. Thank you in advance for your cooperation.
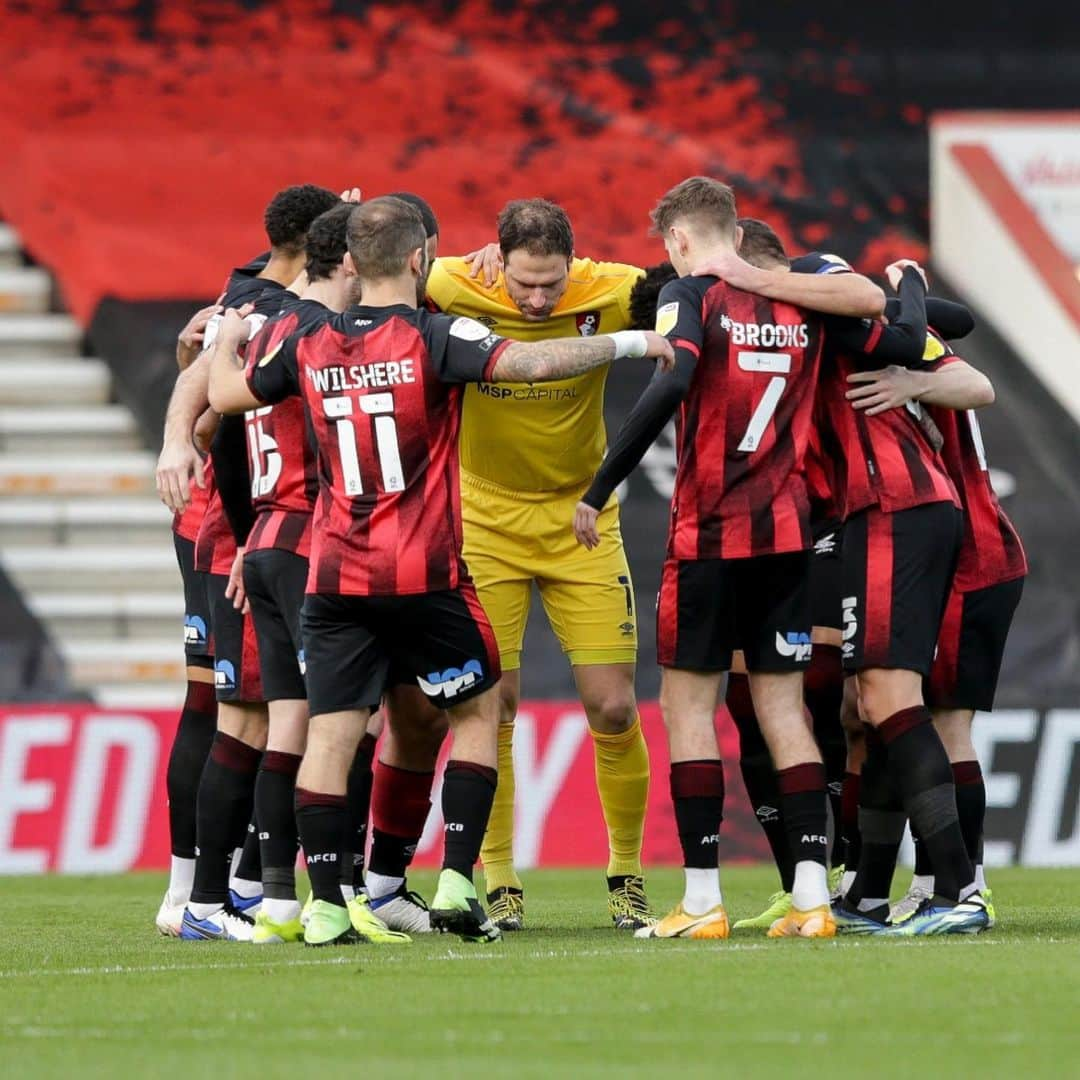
[0,450,156,495]
[58,638,186,688]
[0,314,81,358]
[0,267,50,314]
[0,497,171,545]
[0,359,111,404]
[0,405,141,452]
[2,545,178,591]
[29,591,182,641]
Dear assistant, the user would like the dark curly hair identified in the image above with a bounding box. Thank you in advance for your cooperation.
[263,184,341,256]
[305,202,354,282]
[628,261,678,330]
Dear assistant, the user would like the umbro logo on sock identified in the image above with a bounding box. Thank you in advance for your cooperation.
[756,806,779,823]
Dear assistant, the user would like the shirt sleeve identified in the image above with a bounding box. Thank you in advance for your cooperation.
[246,329,301,404]
[580,277,702,510]
[821,266,927,366]
[431,315,510,383]
[209,415,254,545]
[424,259,460,315]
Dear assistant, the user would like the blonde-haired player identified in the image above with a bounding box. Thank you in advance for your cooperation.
[426,199,652,931]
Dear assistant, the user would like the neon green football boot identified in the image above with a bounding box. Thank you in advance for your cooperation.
[346,894,411,945]
[253,909,304,944]
[827,863,845,900]
[732,890,792,930]
[431,869,501,942]
[983,888,996,928]
[303,899,360,947]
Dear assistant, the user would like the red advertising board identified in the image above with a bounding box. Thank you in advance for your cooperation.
[0,703,766,873]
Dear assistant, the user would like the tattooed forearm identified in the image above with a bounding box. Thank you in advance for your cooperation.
[491,337,616,383]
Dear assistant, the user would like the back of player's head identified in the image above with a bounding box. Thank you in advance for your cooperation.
[651,177,738,241]
[347,197,427,280]
[264,184,341,256]
[497,199,574,260]
[628,262,679,330]
[386,192,439,240]
[305,202,354,282]
[737,218,789,270]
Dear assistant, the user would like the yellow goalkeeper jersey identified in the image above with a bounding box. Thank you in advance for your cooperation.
[427,256,643,493]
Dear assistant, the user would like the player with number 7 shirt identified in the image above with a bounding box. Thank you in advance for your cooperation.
[575,177,886,941]
[208,196,674,946]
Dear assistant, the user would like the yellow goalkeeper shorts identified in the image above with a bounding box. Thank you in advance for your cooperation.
[461,471,638,672]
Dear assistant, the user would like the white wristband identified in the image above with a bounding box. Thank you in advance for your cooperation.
[609,330,648,359]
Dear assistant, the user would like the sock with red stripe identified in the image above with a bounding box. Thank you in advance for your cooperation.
[671,759,725,912]
[296,788,349,906]
[727,674,793,891]
[367,761,435,899]
[255,750,302,903]
[441,761,498,880]
[778,761,830,910]
[342,733,377,894]
[189,731,262,909]
[879,706,975,904]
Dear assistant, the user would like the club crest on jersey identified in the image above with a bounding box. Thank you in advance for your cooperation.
[655,301,679,338]
[417,658,484,699]
[214,659,236,690]
[183,615,207,646]
[775,631,812,662]
[576,310,601,337]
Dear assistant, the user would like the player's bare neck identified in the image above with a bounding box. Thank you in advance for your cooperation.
[259,251,306,287]
[302,277,348,313]
[687,241,735,278]
[359,278,419,310]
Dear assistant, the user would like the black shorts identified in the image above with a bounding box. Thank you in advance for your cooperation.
[926,577,1024,712]
[810,524,844,633]
[300,581,501,717]
[206,572,264,704]
[174,533,213,667]
[656,551,813,673]
[841,501,962,676]
[244,548,308,702]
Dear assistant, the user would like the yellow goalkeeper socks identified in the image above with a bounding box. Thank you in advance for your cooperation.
[480,720,522,893]
[591,715,650,878]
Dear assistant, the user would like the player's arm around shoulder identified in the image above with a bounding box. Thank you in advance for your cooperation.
[208,307,275,415]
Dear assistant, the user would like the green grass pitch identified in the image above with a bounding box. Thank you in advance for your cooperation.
[1,867,1078,1078]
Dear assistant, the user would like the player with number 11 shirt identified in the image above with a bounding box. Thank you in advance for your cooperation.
[208,196,674,946]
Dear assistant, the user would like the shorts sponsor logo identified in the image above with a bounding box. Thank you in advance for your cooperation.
[417,658,484,700]
[297,649,306,675]
[214,659,236,691]
[775,631,812,662]
[842,596,858,660]
[183,614,207,646]
[576,310,600,336]
[756,805,779,823]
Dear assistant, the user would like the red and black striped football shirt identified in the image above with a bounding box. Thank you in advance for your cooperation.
[924,336,1027,592]
[583,274,823,559]
[792,254,958,520]
[242,298,328,560]
[247,305,508,597]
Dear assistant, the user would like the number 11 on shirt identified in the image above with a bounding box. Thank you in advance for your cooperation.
[323,393,405,495]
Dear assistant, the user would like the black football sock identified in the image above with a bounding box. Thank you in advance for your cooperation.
[190,731,262,907]
[879,707,974,904]
[777,762,829,872]
[912,828,934,878]
[255,751,302,902]
[805,645,846,866]
[296,788,348,907]
[166,680,217,860]
[343,733,376,893]
[441,760,498,880]
[727,674,793,890]
[841,771,862,877]
[952,760,986,869]
[847,730,904,915]
[670,760,725,869]
[232,813,262,895]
